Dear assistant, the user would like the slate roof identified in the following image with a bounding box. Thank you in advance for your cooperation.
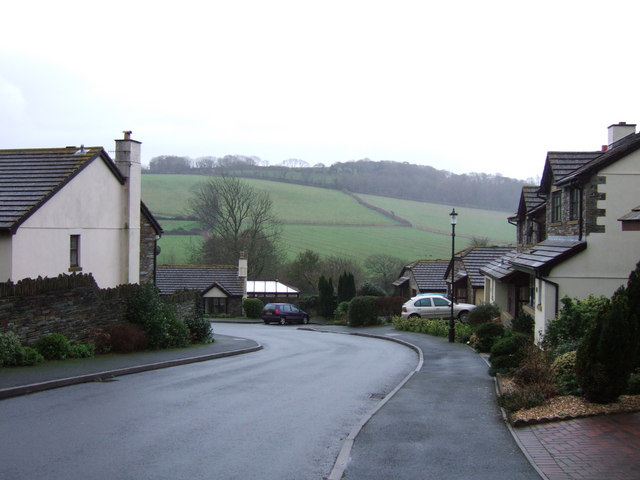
[0,146,124,232]
[395,260,449,292]
[619,205,640,222]
[540,151,603,191]
[156,265,244,296]
[479,249,519,280]
[556,131,640,186]
[509,240,586,274]
[453,246,515,288]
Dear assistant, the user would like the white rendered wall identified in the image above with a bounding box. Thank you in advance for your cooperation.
[10,158,127,288]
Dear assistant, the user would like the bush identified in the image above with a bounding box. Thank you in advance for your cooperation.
[392,316,473,342]
[35,333,70,360]
[0,331,25,367]
[358,282,386,296]
[467,303,501,326]
[552,351,580,396]
[512,345,557,399]
[498,387,546,412]
[68,343,95,359]
[543,295,609,354]
[375,296,405,321]
[576,289,636,403]
[243,298,264,319]
[333,301,350,324]
[126,284,189,349]
[627,369,640,395]
[472,322,505,352]
[489,332,531,374]
[186,316,213,343]
[108,323,149,353]
[18,347,44,366]
[349,296,380,327]
[511,311,534,337]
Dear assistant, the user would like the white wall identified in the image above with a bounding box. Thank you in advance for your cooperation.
[0,234,12,282]
[10,158,128,288]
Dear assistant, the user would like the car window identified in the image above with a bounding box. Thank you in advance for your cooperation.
[283,304,291,312]
[291,306,300,312]
[432,298,450,307]
[415,298,432,307]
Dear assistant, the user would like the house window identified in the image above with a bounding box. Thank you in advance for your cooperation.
[551,191,562,223]
[69,235,81,270]
[569,188,581,221]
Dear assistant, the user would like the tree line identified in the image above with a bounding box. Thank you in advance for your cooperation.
[146,155,531,212]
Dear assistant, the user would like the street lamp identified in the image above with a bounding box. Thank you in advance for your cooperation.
[449,208,458,343]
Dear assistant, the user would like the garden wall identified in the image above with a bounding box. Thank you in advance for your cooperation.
[0,274,199,345]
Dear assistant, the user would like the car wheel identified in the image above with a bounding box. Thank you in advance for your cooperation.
[458,311,469,322]
[280,317,287,325]
[263,320,270,324]
[408,314,420,319]
[302,316,309,325]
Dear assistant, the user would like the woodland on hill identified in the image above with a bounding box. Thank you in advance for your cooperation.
[145,155,528,212]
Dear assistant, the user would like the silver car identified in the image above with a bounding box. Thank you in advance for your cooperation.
[401,294,476,322]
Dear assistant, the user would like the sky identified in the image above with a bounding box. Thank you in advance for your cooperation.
[1,0,639,181]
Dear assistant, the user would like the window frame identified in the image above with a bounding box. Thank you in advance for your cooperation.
[569,187,581,221]
[551,190,562,223]
[69,234,81,270]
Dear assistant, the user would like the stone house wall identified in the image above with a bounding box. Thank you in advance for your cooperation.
[139,210,158,285]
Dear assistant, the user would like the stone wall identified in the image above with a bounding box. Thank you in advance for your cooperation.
[139,209,158,285]
[0,274,200,346]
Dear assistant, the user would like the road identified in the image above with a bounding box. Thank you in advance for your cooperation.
[0,324,417,480]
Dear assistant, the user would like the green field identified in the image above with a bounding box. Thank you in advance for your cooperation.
[143,174,515,265]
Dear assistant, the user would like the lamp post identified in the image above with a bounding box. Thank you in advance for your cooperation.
[449,208,458,343]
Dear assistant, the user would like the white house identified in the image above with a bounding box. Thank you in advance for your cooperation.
[482,122,640,342]
[0,132,162,287]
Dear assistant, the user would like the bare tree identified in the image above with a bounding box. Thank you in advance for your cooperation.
[189,176,282,277]
[364,254,407,294]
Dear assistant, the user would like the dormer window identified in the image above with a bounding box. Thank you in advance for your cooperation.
[551,191,562,223]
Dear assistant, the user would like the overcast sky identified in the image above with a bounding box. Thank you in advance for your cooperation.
[1,0,638,180]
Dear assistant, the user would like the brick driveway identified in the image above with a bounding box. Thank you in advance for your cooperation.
[513,412,640,480]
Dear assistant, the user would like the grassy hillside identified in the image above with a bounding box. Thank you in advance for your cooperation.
[142,174,515,265]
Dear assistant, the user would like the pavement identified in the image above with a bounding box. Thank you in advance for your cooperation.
[1,323,638,480]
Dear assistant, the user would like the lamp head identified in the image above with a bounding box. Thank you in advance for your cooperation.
[449,208,458,225]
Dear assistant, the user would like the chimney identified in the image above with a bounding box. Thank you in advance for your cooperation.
[115,131,142,284]
[608,122,636,146]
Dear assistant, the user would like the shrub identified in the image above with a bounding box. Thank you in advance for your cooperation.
[349,296,379,327]
[165,317,190,348]
[87,328,111,354]
[473,322,505,352]
[512,345,557,399]
[243,298,264,319]
[576,289,636,403]
[552,351,580,396]
[392,315,473,342]
[18,346,44,366]
[126,284,189,349]
[498,386,546,412]
[185,316,213,343]
[467,303,501,326]
[543,295,609,354]
[333,301,350,324]
[35,333,70,360]
[108,323,149,353]
[627,369,640,395]
[0,331,24,367]
[358,282,386,296]
[68,343,95,359]
[375,297,405,321]
[489,332,531,374]
[511,311,534,337]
